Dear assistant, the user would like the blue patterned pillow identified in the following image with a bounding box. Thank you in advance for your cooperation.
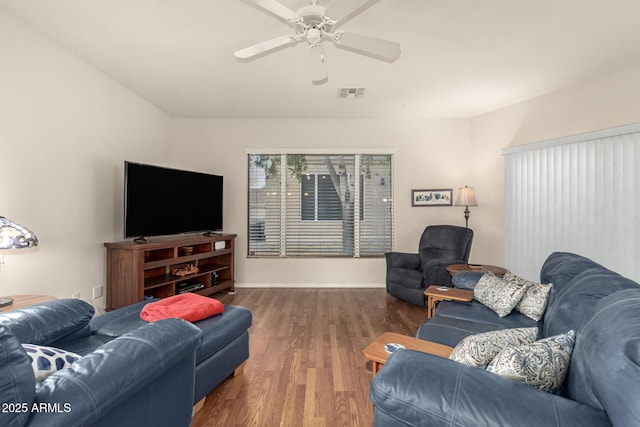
[487,330,575,393]
[504,272,553,321]
[22,344,80,381]
[450,327,538,368]
[473,272,529,317]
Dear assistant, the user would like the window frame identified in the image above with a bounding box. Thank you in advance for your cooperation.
[246,150,394,258]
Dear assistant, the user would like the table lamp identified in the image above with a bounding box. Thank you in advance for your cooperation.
[0,216,39,307]
[454,186,478,228]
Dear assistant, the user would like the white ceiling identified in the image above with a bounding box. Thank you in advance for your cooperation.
[2,0,640,119]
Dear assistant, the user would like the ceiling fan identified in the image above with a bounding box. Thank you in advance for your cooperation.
[234,0,401,84]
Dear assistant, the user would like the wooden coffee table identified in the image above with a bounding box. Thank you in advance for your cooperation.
[423,285,473,319]
[363,332,453,375]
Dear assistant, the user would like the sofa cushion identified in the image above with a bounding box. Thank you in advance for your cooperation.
[0,298,94,345]
[473,273,528,317]
[487,330,575,393]
[435,300,539,329]
[22,344,80,381]
[567,288,640,426]
[450,327,538,368]
[418,225,473,267]
[0,325,35,427]
[417,315,508,348]
[543,268,639,337]
[503,272,552,321]
[539,252,603,290]
[54,334,116,357]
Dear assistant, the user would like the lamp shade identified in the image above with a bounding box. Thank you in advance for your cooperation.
[455,186,478,207]
[0,217,38,249]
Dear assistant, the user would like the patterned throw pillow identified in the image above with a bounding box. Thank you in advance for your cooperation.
[486,330,576,393]
[22,344,81,381]
[473,272,529,317]
[504,272,553,321]
[449,327,538,368]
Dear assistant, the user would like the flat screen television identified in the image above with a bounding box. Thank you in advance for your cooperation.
[124,161,223,239]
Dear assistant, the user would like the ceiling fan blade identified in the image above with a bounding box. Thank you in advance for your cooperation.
[324,0,381,27]
[241,0,300,22]
[309,44,328,85]
[234,35,296,60]
[335,32,400,62]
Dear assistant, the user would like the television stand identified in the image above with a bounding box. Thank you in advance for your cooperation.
[104,233,236,311]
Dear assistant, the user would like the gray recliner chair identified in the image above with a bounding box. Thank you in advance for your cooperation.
[385,225,474,306]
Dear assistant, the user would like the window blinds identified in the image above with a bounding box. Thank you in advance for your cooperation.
[503,127,640,282]
[247,153,393,257]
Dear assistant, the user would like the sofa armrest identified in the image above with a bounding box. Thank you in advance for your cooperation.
[0,299,94,345]
[26,319,203,427]
[385,252,421,270]
[370,350,611,427]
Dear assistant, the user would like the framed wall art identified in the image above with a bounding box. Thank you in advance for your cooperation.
[412,189,452,207]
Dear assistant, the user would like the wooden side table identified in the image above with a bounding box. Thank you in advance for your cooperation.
[0,295,56,312]
[446,263,507,277]
[423,285,473,319]
[363,332,453,375]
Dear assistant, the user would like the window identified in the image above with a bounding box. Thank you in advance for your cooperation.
[301,174,342,221]
[248,153,393,257]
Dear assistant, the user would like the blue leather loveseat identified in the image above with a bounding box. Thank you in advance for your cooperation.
[370,252,640,426]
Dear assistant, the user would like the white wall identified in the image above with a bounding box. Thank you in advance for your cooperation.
[0,9,171,308]
[471,63,640,274]
[5,3,640,296]
[170,118,500,286]
[473,64,640,149]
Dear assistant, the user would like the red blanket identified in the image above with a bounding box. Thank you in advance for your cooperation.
[140,293,224,322]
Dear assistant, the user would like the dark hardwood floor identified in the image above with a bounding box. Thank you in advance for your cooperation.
[191,288,426,427]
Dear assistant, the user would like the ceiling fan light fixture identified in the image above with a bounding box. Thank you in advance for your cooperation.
[307,27,322,44]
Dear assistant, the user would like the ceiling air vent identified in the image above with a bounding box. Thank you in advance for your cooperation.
[337,88,366,99]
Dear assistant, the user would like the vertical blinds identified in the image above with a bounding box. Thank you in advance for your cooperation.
[503,128,640,282]
[247,153,393,257]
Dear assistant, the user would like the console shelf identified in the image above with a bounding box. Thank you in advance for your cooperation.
[104,233,236,311]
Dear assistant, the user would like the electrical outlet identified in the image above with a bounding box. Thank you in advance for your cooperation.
[72,292,80,299]
[93,286,103,299]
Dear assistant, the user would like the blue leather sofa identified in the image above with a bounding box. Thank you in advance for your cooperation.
[370,252,640,426]
[0,299,202,427]
[1,297,252,427]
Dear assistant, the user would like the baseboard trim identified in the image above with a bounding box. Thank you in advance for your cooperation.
[235,283,385,289]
